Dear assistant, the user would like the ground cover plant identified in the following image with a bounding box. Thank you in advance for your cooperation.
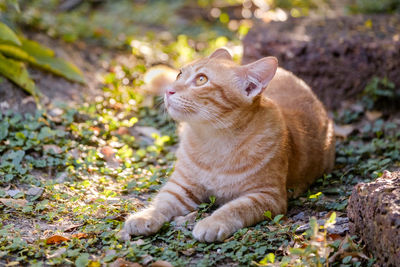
[1,59,398,266]
[0,10,84,99]
[0,0,399,266]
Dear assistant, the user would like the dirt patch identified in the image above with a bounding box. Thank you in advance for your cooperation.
[242,14,400,110]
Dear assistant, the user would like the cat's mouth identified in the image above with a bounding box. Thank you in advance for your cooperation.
[164,95,196,119]
[164,95,181,114]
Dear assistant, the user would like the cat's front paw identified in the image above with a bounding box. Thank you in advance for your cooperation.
[118,209,165,241]
[192,216,233,242]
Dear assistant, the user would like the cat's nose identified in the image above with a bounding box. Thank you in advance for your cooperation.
[166,88,176,95]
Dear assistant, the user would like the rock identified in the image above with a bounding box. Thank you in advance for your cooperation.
[6,189,22,198]
[295,217,349,235]
[56,172,68,183]
[26,187,44,197]
[291,211,306,221]
[347,170,400,267]
[242,15,400,110]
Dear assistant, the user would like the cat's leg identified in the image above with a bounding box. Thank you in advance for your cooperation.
[119,171,204,240]
[192,190,286,242]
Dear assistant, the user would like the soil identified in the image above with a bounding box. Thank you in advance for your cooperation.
[242,14,400,110]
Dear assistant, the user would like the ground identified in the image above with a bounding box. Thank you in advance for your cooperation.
[0,1,400,267]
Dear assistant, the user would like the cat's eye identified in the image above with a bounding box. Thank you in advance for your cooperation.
[195,74,208,86]
[176,70,182,80]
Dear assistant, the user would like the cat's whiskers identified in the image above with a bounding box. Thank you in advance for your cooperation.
[186,100,235,131]
[197,107,236,133]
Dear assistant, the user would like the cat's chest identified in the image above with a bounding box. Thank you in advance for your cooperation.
[177,147,252,193]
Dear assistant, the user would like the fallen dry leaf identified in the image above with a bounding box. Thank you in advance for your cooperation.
[149,261,174,267]
[43,144,62,154]
[48,247,67,259]
[328,233,343,241]
[90,126,101,135]
[132,239,145,246]
[334,124,355,138]
[366,110,382,121]
[64,223,84,232]
[109,258,142,267]
[100,146,120,168]
[100,146,115,159]
[4,261,20,266]
[116,127,129,135]
[0,198,27,208]
[71,233,89,239]
[180,248,195,256]
[46,235,70,245]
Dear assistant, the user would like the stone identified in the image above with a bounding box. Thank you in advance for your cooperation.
[242,15,400,110]
[26,187,44,197]
[295,216,349,235]
[347,171,400,267]
[6,189,21,198]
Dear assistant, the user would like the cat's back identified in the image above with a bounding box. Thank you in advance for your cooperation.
[264,67,329,129]
[263,67,335,197]
[264,67,317,110]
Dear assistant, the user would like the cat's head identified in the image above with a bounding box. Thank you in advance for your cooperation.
[164,48,278,126]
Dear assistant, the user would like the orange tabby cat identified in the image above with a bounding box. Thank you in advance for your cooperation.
[119,48,335,242]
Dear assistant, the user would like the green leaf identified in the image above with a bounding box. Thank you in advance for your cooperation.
[0,121,8,141]
[7,0,21,12]
[20,38,54,57]
[264,210,272,220]
[0,44,35,62]
[0,53,38,98]
[326,212,336,225]
[0,22,21,46]
[260,253,275,264]
[342,255,352,264]
[273,214,284,224]
[75,253,90,267]
[4,150,25,166]
[20,38,85,83]
[289,248,305,255]
[33,56,85,83]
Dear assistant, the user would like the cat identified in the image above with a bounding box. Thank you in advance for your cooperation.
[119,48,335,242]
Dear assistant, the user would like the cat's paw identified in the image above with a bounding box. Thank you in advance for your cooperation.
[118,209,165,241]
[192,216,233,242]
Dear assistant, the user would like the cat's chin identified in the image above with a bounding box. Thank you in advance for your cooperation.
[166,106,187,122]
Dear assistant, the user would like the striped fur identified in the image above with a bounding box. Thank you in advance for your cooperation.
[119,48,335,242]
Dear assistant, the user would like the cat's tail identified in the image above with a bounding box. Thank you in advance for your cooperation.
[142,65,179,96]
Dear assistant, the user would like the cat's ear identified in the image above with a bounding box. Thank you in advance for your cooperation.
[239,57,278,98]
[209,48,232,60]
